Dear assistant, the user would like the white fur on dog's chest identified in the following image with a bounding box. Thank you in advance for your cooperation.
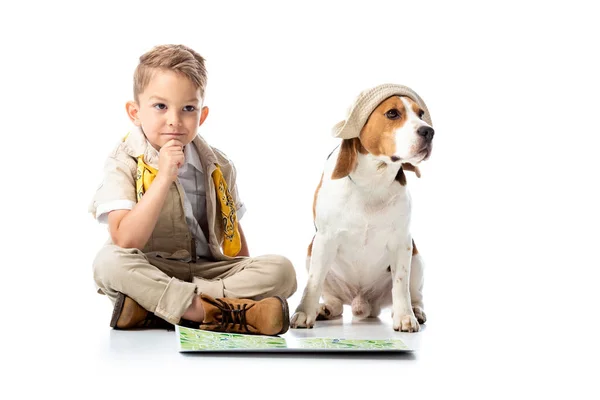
[317,177,412,287]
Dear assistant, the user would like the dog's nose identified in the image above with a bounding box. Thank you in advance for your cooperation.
[417,126,435,142]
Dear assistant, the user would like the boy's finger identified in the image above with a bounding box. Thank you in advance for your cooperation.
[165,139,183,148]
[167,145,184,154]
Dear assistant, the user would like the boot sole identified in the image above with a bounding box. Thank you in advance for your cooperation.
[110,292,126,328]
[275,296,290,335]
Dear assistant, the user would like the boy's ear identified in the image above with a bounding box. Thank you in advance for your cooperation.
[126,101,141,126]
[199,106,209,126]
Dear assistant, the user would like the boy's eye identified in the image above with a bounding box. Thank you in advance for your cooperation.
[154,103,167,110]
[183,105,197,112]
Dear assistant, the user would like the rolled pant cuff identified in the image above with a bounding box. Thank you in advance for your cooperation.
[192,277,225,299]
[154,278,197,325]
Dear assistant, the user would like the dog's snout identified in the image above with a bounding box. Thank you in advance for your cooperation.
[417,126,435,142]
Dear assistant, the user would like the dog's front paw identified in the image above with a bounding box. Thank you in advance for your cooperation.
[290,311,316,329]
[412,306,427,324]
[392,313,420,332]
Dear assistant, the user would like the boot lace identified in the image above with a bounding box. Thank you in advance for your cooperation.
[210,298,255,332]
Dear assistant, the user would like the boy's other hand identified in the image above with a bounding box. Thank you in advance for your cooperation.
[157,139,185,182]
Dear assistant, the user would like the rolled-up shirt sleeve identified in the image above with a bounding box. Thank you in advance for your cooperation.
[96,200,136,224]
[89,155,137,223]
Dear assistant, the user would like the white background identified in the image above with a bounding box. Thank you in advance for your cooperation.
[1,0,599,398]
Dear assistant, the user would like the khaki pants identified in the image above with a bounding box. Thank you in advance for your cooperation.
[93,245,297,325]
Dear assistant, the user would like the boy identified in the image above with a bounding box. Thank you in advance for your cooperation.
[89,44,297,335]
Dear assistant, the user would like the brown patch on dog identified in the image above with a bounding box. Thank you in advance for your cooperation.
[405,97,423,118]
[307,235,315,256]
[395,167,407,186]
[359,96,409,157]
[331,138,365,179]
[412,239,418,256]
[313,173,324,220]
[357,139,368,155]
[402,163,421,178]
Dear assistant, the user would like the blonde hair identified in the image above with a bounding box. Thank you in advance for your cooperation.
[133,44,207,102]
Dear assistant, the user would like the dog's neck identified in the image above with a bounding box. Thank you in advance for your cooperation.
[348,152,404,191]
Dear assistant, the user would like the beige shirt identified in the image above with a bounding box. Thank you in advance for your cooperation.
[89,126,243,261]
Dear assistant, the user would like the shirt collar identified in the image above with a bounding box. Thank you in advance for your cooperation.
[122,126,206,173]
[184,141,204,172]
[122,126,159,169]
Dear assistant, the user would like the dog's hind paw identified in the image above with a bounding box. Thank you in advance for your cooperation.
[412,307,427,324]
[317,303,343,320]
[290,311,315,329]
[393,314,420,332]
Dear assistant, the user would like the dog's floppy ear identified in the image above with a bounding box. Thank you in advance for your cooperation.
[402,163,421,178]
[332,138,361,179]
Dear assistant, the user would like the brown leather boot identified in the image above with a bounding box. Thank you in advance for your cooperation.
[110,292,174,330]
[198,294,290,336]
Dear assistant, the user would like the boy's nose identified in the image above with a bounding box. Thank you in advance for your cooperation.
[168,114,182,126]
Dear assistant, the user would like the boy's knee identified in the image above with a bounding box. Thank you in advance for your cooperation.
[264,255,297,298]
[93,245,141,289]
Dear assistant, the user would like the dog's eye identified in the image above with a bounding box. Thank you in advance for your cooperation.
[418,110,425,118]
[385,109,401,120]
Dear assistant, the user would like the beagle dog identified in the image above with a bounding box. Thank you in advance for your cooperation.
[290,85,434,332]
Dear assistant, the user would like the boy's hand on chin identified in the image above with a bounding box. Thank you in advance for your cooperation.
[157,139,184,183]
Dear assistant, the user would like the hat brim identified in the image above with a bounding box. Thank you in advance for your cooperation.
[332,84,433,139]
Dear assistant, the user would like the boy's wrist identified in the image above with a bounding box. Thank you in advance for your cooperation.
[153,173,174,189]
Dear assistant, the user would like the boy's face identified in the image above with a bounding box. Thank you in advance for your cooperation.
[126,69,208,150]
